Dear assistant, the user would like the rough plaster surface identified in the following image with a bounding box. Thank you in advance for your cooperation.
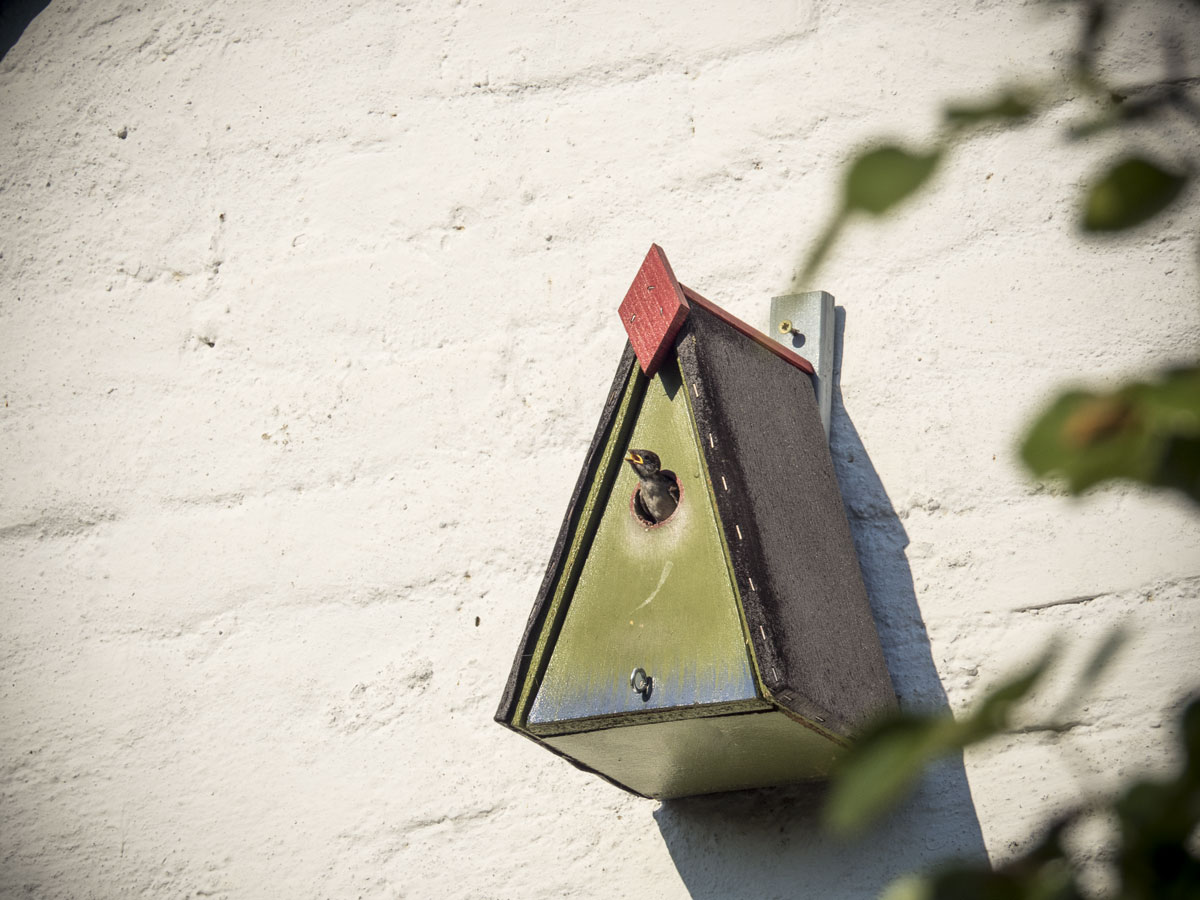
[2,1,1198,897]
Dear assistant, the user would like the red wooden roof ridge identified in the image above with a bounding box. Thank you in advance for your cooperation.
[617,244,690,377]
[618,244,815,378]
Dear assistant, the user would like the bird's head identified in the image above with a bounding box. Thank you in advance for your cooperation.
[625,448,662,478]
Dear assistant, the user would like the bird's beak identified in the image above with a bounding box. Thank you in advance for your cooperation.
[625,451,643,465]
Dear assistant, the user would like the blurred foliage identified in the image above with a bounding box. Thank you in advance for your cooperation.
[823,635,1200,899]
[1082,157,1188,231]
[844,147,942,216]
[870,696,1200,900]
[943,88,1038,131]
[1022,366,1200,501]
[825,632,1124,837]
[803,4,1199,898]
[824,649,1054,836]
[796,0,1198,502]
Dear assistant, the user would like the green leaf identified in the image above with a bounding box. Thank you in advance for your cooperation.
[1157,435,1200,500]
[843,145,941,216]
[945,89,1037,129]
[825,650,1054,835]
[1048,628,1127,719]
[955,649,1056,743]
[1020,365,1200,502]
[1109,698,1200,898]
[880,875,932,900]
[1183,697,1200,780]
[1082,156,1187,231]
[823,714,955,834]
[880,819,1085,900]
[1077,629,1126,685]
[793,211,847,290]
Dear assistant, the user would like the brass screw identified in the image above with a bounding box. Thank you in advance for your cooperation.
[778,320,795,335]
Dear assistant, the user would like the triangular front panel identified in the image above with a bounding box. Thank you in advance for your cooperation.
[526,360,764,735]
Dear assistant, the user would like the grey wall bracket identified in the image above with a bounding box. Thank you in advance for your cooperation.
[768,291,835,440]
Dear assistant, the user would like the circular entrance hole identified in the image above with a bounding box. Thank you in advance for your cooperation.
[630,475,683,528]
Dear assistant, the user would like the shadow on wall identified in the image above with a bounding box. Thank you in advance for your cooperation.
[0,0,50,61]
[654,309,987,899]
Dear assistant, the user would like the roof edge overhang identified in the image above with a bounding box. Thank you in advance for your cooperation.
[619,243,815,379]
[676,303,898,737]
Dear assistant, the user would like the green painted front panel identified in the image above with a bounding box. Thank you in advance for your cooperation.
[527,362,762,733]
[545,710,843,799]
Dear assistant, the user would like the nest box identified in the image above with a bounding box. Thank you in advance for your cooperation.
[496,245,896,799]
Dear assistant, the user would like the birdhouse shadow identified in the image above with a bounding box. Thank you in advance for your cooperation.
[653,307,986,899]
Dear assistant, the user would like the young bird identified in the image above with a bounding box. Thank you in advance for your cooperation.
[625,449,679,524]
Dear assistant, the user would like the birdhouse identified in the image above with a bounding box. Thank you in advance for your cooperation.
[496,245,896,799]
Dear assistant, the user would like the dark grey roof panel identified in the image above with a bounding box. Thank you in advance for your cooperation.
[677,304,896,736]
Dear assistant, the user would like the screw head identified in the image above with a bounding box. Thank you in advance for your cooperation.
[630,667,652,699]
[778,320,793,334]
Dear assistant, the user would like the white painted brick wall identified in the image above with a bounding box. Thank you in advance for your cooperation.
[2,1,1197,897]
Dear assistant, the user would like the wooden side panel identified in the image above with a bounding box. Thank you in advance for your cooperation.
[545,709,842,799]
[677,305,898,737]
[618,244,690,377]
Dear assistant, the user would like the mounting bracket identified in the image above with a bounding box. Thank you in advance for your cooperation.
[769,291,835,440]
